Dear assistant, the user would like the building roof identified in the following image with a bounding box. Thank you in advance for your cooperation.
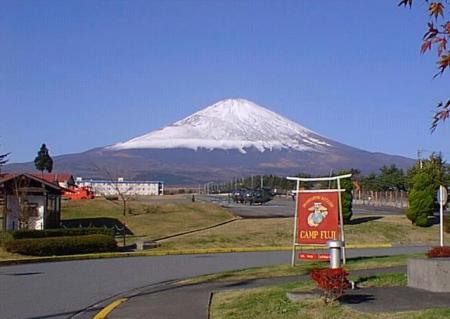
[0,173,63,191]
[30,173,74,184]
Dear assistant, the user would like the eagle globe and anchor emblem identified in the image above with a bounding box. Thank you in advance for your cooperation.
[307,202,328,227]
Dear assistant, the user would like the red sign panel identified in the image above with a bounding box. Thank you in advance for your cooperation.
[297,192,340,244]
[298,253,330,260]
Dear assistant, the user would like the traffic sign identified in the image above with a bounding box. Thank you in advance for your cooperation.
[437,185,448,206]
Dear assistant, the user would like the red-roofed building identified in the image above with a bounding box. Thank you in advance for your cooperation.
[30,173,75,189]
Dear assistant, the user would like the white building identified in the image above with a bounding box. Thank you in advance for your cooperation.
[1,173,62,230]
[75,177,163,196]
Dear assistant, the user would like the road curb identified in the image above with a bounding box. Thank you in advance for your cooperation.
[92,298,128,319]
[0,243,393,266]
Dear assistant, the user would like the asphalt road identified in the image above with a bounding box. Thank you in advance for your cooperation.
[0,246,429,319]
[198,195,403,218]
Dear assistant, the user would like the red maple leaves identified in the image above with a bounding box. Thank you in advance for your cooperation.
[399,1,449,131]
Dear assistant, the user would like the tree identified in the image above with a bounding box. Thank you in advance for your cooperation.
[328,170,353,223]
[335,170,353,223]
[34,144,53,175]
[399,0,449,131]
[407,153,448,191]
[94,165,133,216]
[12,175,35,229]
[0,148,10,174]
[377,164,407,191]
[406,171,435,226]
[405,153,449,226]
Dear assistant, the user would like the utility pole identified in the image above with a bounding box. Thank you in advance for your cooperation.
[417,148,423,169]
[260,175,263,189]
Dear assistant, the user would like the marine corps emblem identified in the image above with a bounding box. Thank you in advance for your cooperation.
[307,202,328,227]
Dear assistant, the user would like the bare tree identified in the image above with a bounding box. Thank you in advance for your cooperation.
[93,165,134,216]
[12,175,36,229]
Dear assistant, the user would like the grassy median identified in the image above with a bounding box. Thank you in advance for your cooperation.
[180,253,419,284]
[210,271,450,319]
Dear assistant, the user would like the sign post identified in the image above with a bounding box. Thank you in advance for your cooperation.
[337,178,346,264]
[291,179,300,267]
[287,174,351,266]
[438,185,447,247]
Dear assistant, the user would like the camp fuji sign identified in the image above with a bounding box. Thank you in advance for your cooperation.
[297,192,340,245]
[287,174,352,266]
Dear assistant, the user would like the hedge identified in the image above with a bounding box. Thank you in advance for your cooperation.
[4,234,117,256]
[10,227,115,240]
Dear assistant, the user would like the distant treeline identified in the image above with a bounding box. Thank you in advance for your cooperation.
[217,153,450,193]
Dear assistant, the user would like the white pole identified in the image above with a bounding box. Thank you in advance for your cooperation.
[337,178,346,264]
[440,186,444,247]
[291,180,300,267]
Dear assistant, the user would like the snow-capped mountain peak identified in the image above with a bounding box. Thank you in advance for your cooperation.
[110,98,331,153]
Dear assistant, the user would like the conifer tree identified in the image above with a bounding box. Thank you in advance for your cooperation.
[34,144,53,175]
[332,170,353,223]
[406,172,434,226]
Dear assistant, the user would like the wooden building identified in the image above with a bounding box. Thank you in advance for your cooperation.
[0,173,63,230]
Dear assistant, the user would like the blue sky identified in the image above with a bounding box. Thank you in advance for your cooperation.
[1,0,449,163]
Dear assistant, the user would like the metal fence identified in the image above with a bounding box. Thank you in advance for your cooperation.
[353,190,408,209]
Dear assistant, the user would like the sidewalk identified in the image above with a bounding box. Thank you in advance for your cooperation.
[105,266,450,319]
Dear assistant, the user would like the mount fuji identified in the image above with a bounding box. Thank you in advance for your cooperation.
[110,99,331,154]
[6,99,414,185]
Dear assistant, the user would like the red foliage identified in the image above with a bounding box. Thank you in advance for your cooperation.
[310,268,351,304]
[399,0,449,131]
[426,246,450,258]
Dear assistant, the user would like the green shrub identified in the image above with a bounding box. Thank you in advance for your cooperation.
[11,227,115,239]
[332,170,353,223]
[341,190,353,223]
[406,172,434,226]
[4,234,117,256]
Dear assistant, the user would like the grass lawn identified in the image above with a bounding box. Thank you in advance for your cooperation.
[61,195,234,242]
[1,196,443,260]
[161,214,441,249]
[180,253,420,284]
[210,272,450,319]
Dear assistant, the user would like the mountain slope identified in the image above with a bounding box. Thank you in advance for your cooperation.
[5,98,415,185]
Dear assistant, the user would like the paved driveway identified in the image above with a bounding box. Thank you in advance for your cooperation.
[0,247,429,319]
[198,195,403,218]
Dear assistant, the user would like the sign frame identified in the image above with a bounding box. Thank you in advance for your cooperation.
[287,174,352,266]
[438,185,447,247]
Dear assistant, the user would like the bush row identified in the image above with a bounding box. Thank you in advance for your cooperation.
[10,227,115,240]
[4,234,117,256]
